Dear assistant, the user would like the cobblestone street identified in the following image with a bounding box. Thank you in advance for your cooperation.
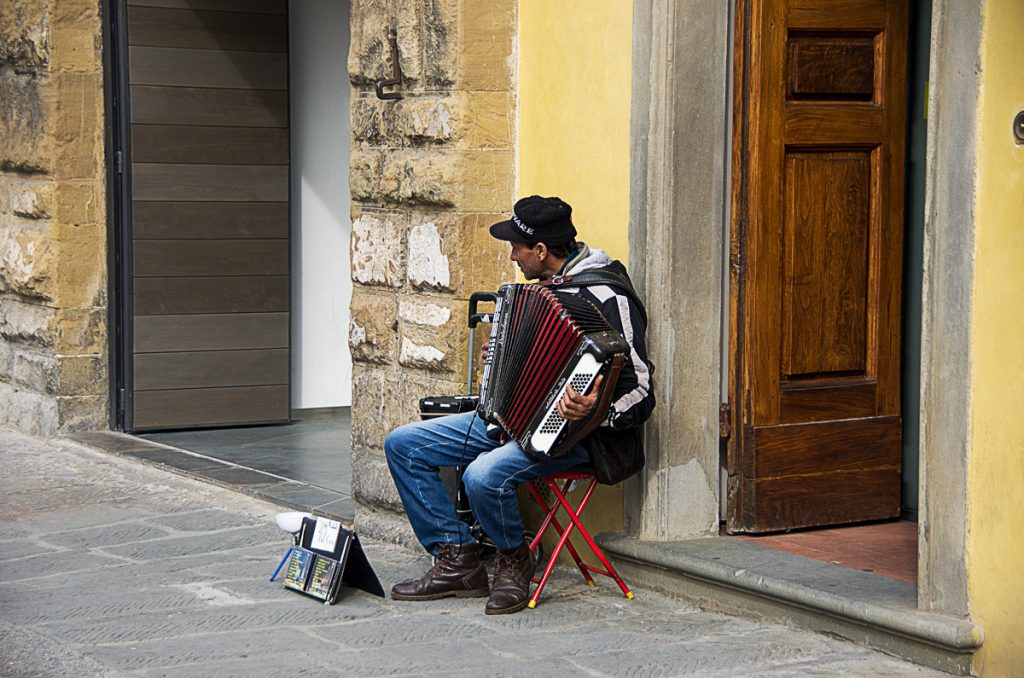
[0,430,947,677]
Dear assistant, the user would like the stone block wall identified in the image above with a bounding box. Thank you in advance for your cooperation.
[0,0,107,435]
[347,0,517,544]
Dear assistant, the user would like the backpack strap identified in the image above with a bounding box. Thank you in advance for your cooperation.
[542,267,648,328]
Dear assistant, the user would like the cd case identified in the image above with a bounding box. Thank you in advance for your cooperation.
[279,517,385,605]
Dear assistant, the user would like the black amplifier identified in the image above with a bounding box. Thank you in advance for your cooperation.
[418,395,479,420]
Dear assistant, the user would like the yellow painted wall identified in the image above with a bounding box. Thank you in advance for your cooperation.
[515,2,634,555]
[968,0,1024,673]
[517,0,633,263]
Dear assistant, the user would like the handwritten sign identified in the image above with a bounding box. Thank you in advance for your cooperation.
[311,518,341,552]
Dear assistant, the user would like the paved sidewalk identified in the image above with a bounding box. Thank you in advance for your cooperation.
[0,429,947,677]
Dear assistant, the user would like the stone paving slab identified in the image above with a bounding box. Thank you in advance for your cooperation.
[146,508,263,533]
[0,620,115,678]
[0,539,61,560]
[0,428,949,677]
[41,521,173,550]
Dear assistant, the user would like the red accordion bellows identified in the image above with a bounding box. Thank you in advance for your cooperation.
[478,284,629,459]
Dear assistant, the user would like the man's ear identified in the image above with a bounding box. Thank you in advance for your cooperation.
[533,242,549,260]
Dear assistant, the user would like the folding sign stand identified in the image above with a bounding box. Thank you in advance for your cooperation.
[271,517,384,604]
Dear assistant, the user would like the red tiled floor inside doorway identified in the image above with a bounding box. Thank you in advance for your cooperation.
[731,520,918,584]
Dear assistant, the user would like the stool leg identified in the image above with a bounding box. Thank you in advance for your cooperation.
[551,480,634,600]
[547,479,595,585]
[527,481,593,585]
[526,482,557,550]
[528,483,593,585]
[528,504,580,609]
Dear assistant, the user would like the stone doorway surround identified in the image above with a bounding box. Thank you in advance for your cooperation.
[625,0,730,540]
[621,0,981,664]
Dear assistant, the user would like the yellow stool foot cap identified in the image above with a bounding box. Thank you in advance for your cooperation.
[587,581,596,587]
[626,591,635,600]
[527,600,537,609]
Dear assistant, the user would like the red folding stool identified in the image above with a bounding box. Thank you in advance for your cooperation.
[526,468,634,609]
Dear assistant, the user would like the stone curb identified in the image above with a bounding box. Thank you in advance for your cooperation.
[598,531,982,674]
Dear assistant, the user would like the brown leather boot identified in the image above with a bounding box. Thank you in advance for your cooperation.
[485,541,536,615]
[390,543,489,601]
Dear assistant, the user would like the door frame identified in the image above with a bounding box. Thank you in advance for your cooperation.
[627,0,979,615]
[914,0,980,616]
[103,0,135,432]
[625,0,731,539]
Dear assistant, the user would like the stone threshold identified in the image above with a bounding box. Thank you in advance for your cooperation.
[597,533,982,675]
[65,431,354,527]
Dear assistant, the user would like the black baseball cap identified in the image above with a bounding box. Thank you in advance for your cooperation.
[489,195,577,246]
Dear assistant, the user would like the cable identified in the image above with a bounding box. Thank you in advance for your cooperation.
[455,411,477,550]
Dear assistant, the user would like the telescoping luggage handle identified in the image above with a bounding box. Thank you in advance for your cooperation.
[467,292,498,394]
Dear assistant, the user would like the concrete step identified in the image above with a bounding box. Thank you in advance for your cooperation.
[597,532,982,675]
[66,431,354,526]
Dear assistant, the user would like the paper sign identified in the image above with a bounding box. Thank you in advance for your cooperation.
[311,518,341,552]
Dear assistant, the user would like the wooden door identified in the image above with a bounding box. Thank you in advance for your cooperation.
[125,0,291,430]
[727,0,909,532]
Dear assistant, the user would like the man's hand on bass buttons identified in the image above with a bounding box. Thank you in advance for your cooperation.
[556,374,604,422]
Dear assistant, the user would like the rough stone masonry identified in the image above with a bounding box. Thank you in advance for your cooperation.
[0,0,519,548]
[346,0,517,545]
[0,0,108,436]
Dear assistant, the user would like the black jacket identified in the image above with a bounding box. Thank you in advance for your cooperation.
[556,248,655,483]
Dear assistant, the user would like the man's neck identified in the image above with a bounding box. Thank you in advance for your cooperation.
[538,257,567,281]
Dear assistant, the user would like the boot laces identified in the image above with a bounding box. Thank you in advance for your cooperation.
[430,544,464,576]
[494,547,529,584]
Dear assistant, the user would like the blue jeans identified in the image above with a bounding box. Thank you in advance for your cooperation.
[384,411,591,555]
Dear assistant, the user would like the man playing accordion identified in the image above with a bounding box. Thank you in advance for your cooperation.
[384,195,655,614]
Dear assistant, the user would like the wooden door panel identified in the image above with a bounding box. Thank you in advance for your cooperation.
[750,416,901,476]
[133,385,290,430]
[787,36,875,101]
[788,0,888,29]
[782,152,871,380]
[133,202,289,239]
[133,239,289,277]
[131,125,288,165]
[128,0,286,15]
[785,111,885,142]
[134,276,289,315]
[128,46,287,90]
[127,6,288,53]
[135,313,289,353]
[134,349,289,391]
[778,379,876,423]
[729,0,908,532]
[745,468,902,529]
[746,413,902,529]
[132,164,289,202]
[130,85,288,127]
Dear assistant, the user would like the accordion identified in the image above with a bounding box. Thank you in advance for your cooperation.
[477,283,630,459]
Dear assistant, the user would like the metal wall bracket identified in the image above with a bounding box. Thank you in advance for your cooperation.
[375,28,403,100]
